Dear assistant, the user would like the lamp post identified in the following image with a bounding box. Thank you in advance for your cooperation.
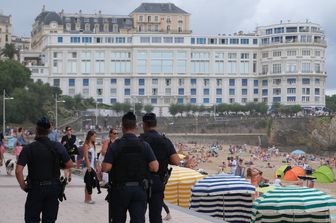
[2,89,14,135]
[55,95,65,130]
[95,100,102,127]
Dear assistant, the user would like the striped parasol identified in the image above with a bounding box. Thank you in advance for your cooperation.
[164,165,205,208]
[252,186,336,223]
[190,174,256,222]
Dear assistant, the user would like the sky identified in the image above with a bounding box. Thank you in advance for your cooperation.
[1,0,335,89]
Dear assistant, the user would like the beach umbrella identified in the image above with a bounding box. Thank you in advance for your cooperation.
[164,165,205,208]
[313,165,335,183]
[291,149,305,155]
[190,174,256,222]
[283,166,305,181]
[252,186,336,223]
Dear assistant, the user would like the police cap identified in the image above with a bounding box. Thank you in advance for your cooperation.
[36,117,51,129]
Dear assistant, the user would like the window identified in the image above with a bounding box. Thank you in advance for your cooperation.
[273,88,281,95]
[151,51,173,73]
[273,97,281,103]
[163,37,173,43]
[262,52,268,58]
[70,37,80,43]
[165,88,171,95]
[203,88,209,95]
[229,89,235,95]
[253,89,259,94]
[228,53,237,59]
[302,78,310,85]
[124,88,130,96]
[174,37,184,43]
[230,38,239,44]
[242,89,248,95]
[216,98,222,104]
[274,27,284,33]
[53,79,60,87]
[240,62,249,74]
[229,79,235,86]
[315,78,320,84]
[262,89,268,96]
[178,79,184,86]
[190,79,197,85]
[97,78,103,85]
[302,88,310,95]
[266,28,273,35]
[287,96,296,102]
[253,39,258,44]
[151,37,161,43]
[81,52,91,74]
[315,50,321,57]
[97,88,103,96]
[110,88,117,96]
[271,36,282,43]
[241,53,249,59]
[190,98,197,104]
[203,79,209,86]
[111,51,131,73]
[138,88,145,96]
[191,88,197,95]
[240,39,249,44]
[220,38,228,44]
[203,98,209,104]
[82,37,92,43]
[178,88,184,95]
[254,80,258,87]
[57,37,63,43]
[287,63,297,73]
[315,88,320,95]
[83,79,89,86]
[228,62,237,73]
[216,88,222,95]
[287,50,296,56]
[140,37,150,43]
[139,79,145,86]
[315,63,321,73]
[273,51,281,57]
[191,52,209,73]
[262,65,268,74]
[286,27,297,32]
[95,51,105,73]
[302,63,311,73]
[272,64,281,74]
[111,79,117,84]
[262,80,268,86]
[302,49,311,56]
[151,98,157,104]
[287,78,296,85]
[287,88,296,94]
[124,79,131,86]
[196,38,206,44]
[302,96,310,102]
[242,79,248,86]
[116,37,125,43]
[177,98,184,104]
[110,98,117,104]
[273,79,281,85]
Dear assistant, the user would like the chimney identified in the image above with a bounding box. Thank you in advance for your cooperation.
[42,5,45,12]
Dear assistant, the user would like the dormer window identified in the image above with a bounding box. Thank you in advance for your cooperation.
[85,23,90,31]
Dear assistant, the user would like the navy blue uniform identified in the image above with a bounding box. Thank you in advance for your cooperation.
[17,137,70,223]
[104,133,156,223]
[140,130,176,223]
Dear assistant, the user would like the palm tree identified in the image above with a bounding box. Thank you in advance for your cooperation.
[1,43,16,59]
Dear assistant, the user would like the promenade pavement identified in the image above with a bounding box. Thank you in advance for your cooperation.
[0,153,223,223]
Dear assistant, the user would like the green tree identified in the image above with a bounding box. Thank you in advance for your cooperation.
[0,60,31,95]
[326,95,336,112]
[144,104,154,113]
[168,104,178,117]
[112,103,123,115]
[1,43,16,59]
[121,103,131,114]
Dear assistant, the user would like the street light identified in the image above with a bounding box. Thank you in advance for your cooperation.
[55,95,65,130]
[2,89,14,135]
[95,100,102,127]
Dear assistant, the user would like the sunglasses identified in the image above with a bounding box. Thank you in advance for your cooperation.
[67,129,72,131]
[112,132,118,135]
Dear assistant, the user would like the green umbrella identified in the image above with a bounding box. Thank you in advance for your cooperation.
[252,186,336,223]
[276,164,288,178]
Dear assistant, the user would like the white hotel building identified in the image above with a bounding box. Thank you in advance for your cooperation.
[25,3,327,115]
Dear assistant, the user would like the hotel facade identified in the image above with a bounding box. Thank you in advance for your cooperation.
[25,3,327,115]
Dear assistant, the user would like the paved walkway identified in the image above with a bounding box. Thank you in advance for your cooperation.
[0,153,223,223]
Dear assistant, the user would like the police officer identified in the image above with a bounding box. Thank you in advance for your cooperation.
[102,112,159,223]
[15,117,73,223]
[140,113,180,223]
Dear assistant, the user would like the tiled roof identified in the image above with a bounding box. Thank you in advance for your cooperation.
[131,3,189,14]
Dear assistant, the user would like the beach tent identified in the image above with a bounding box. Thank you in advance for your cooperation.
[190,174,255,222]
[164,165,205,208]
[252,186,336,223]
[291,149,305,155]
[276,164,289,177]
[283,166,305,181]
[313,165,335,183]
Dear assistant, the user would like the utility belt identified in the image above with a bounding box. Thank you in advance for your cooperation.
[29,179,60,187]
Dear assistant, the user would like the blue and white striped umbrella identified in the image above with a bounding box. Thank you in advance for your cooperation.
[190,174,255,223]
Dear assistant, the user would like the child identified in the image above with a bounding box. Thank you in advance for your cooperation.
[274,175,284,187]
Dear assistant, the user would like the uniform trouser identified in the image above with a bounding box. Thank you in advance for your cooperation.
[25,183,60,223]
[109,185,147,223]
[148,175,164,223]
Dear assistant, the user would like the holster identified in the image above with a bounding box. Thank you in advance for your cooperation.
[58,177,67,202]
